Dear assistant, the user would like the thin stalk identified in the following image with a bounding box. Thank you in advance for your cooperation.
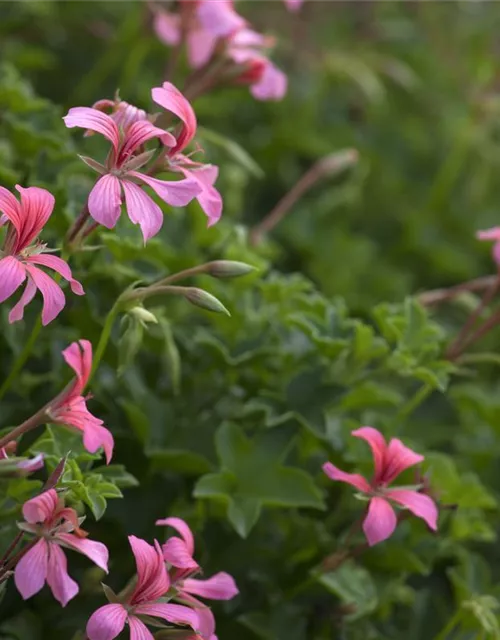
[0,317,42,401]
[456,308,500,357]
[0,532,23,567]
[155,264,210,287]
[434,611,462,640]
[90,300,122,383]
[394,384,433,428]
[0,537,38,582]
[0,404,49,450]
[123,285,190,304]
[65,202,90,245]
[446,274,500,359]
[418,274,497,306]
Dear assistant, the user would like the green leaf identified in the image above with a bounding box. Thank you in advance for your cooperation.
[317,560,378,620]
[197,126,264,178]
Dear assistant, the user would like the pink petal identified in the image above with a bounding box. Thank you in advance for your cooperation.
[9,277,37,323]
[172,593,214,638]
[88,174,123,229]
[61,339,92,395]
[284,0,304,11]
[134,603,200,633]
[362,497,397,546]
[14,186,55,251]
[64,107,120,154]
[81,418,115,465]
[112,102,148,132]
[121,179,163,242]
[17,453,45,473]
[196,0,246,38]
[153,9,181,46]
[129,616,154,640]
[250,61,287,101]
[57,532,109,572]
[14,538,48,599]
[382,438,424,485]
[322,462,371,493]
[385,489,438,531]
[156,516,195,556]
[0,186,20,222]
[118,120,175,166]
[151,82,197,154]
[23,488,58,523]
[477,227,500,242]
[132,171,201,208]
[129,536,170,604]
[26,254,84,296]
[493,242,500,265]
[179,165,222,226]
[183,572,239,601]
[24,264,65,325]
[162,537,199,570]
[87,604,128,640]
[186,26,219,69]
[0,256,26,303]
[352,427,387,485]
[46,542,79,606]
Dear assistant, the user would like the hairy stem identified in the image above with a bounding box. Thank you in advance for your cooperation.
[0,532,23,567]
[90,300,122,383]
[65,202,90,245]
[0,405,49,451]
[418,275,497,306]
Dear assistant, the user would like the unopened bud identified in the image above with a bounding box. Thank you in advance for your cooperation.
[183,288,230,316]
[128,306,158,325]
[317,149,358,177]
[78,155,107,175]
[206,260,256,279]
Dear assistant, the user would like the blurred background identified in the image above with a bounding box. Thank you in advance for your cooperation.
[2,2,500,639]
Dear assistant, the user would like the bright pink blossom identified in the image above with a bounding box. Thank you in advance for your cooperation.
[14,489,108,606]
[152,82,223,224]
[477,227,500,265]
[89,97,148,133]
[87,535,201,640]
[63,106,201,241]
[47,340,114,464]
[284,0,304,11]
[157,517,239,638]
[323,427,438,546]
[0,185,84,325]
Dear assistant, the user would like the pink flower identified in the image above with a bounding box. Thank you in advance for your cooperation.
[284,0,304,11]
[152,82,223,225]
[323,427,438,546]
[63,106,202,241]
[227,29,287,101]
[87,535,201,640]
[89,97,148,133]
[0,185,84,325]
[14,489,108,606]
[157,517,239,638]
[47,340,114,464]
[0,443,44,476]
[477,227,500,265]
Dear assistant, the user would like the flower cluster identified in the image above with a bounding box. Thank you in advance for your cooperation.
[87,518,238,640]
[153,0,287,101]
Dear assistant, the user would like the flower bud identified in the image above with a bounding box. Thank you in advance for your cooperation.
[183,288,230,315]
[206,260,256,279]
[128,306,158,325]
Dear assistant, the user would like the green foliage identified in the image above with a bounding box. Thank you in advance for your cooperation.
[1,2,500,640]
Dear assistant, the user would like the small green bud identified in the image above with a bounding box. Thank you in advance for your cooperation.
[128,306,158,325]
[206,260,256,279]
[183,288,230,316]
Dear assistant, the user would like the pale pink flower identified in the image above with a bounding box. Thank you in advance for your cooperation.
[14,489,108,606]
[476,227,500,265]
[0,185,84,325]
[152,82,223,224]
[47,340,114,464]
[323,427,438,546]
[157,517,239,638]
[87,535,201,640]
[0,443,44,476]
[284,0,304,11]
[63,106,201,241]
[228,28,287,101]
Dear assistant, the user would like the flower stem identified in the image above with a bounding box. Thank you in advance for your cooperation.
[65,202,90,246]
[434,611,462,640]
[0,532,23,567]
[0,537,38,582]
[0,404,49,450]
[418,274,497,306]
[0,317,43,401]
[90,300,122,384]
